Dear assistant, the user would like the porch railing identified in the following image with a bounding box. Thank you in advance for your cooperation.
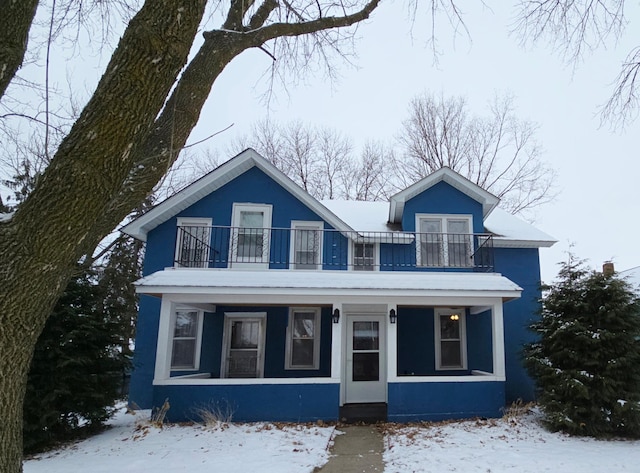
[175,225,494,272]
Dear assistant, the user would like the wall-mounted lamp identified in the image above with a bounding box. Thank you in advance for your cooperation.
[389,308,397,324]
[332,308,340,324]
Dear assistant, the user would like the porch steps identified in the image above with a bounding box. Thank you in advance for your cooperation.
[339,403,387,424]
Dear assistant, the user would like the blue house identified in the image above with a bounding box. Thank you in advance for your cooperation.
[122,148,555,423]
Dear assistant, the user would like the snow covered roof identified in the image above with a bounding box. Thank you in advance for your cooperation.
[388,167,499,223]
[120,149,353,241]
[321,199,556,248]
[136,268,522,303]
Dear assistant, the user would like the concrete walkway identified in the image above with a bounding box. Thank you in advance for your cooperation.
[315,425,385,473]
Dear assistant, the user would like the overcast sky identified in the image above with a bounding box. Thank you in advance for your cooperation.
[187,2,640,282]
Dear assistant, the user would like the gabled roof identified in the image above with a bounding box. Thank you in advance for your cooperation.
[121,148,354,241]
[388,167,499,223]
[620,266,640,291]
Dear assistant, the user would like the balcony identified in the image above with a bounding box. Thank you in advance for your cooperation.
[175,225,494,272]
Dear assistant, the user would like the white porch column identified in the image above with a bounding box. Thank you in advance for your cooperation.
[154,297,175,382]
[386,304,398,382]
[491,299,506,379]
[330,303,343,380]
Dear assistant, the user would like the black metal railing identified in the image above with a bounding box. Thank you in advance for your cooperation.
[174,225,494,272]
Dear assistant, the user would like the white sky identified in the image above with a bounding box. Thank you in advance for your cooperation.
[188,2,640,283]
[6,2,639,283]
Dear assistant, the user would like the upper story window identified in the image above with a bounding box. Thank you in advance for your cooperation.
[175,217,212,268]
[416,214,473,267]
[434,308,467,370]
[230,204,272,267]
[353,242,376,271]
[291,221,323,270]
[170,308,203,370]
[285,308,321,369]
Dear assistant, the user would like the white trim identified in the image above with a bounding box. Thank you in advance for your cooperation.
[386,375,505,383]
[175,217,212,268]
[349,241,379,271]
[415,214,473,267]
[230,203,272,269]
[285,307,321,370]
[154,298,175,381]
[154,377,340,386]
[491,301,506,378]
[434,308,468,371]
[331,303,343,380]
[169,307,204,371]
[290,221,324,270]
[387,303,398,380]
[221,312,267,378]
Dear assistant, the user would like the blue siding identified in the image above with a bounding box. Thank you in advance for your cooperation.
[154,383,340,422]
[467,309,493,372]
[494,247,542,403]
[402,181,485,234]
[388,381,505,421]
[129,295,160,409]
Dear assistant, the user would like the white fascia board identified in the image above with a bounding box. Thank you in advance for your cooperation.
[492,238,557,248]
[388,168,500,223]
[120,148,354,241]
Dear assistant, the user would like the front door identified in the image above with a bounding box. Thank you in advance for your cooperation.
[345,315,386,403]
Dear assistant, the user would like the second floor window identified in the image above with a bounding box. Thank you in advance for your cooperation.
[353,242,375,271]
[416,215,473,267]
[175,217,212,268]
[231,204,272,266]
[291,221,323,270]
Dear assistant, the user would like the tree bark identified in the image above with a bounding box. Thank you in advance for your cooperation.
[0,1,206,471]
[0,0,39,100]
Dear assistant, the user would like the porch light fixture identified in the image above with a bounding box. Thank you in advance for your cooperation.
[450,314,460,321]
[332,308,340,323]
[389,309,397,324]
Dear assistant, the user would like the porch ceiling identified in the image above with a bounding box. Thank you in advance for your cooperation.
[136,269,522,304]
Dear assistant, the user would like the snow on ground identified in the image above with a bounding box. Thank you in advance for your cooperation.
[23,409,335,473]
[384,409,640,472]
[24,407,640,472]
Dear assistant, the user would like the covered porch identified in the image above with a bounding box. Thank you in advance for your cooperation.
[138,269,521,422]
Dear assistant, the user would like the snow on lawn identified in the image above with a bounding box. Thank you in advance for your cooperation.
[24,409,335,473]
[384,409,640,472]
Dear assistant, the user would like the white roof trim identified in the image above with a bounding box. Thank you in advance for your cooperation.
[389,167,500,223]
[120,149,354,241]
[135,268,522,302]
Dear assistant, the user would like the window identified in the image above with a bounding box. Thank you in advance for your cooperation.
[286,308,321,369]
[291,221,323,270]
[416,215,472,267]
[222,313,266,378]
[175,218,212,268]
[353,242,376,271]
[230,204,272,267]
[170,309,203,370]
[434,308,467,370]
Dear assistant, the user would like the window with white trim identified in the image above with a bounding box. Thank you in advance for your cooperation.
[291,221,323,270]
[434,308,467,370]
[352,242,376,271]
[222,313,266,378]
[175,217,212,268]
[170,309,203,370]
[230,204,272,266]
[286,308,321,369]
[416,214,473,267]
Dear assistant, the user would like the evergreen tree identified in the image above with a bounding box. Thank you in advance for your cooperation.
[525,255,640,437]
[23,271,128,453]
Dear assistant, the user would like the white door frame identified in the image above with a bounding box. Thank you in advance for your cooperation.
[343,308,387,404]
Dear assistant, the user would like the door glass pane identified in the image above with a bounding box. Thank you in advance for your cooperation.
[294,227,319,269]
[227,351,258,378]
[231,320,259,349]
[238,211,264,259]
[447,219,470,267]
[420,219,443,266]
[353,321,379,350]
[353,353,380,381]
[354,243,375,271]
[178,226,210,267]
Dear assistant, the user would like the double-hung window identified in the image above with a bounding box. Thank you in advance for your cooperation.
[230,204,272,267]
[175,217,212,268]
[291,221,323,270]
[416,214,473,267]
[434,308,467,370]
[222,313,266,378]
[170,309,203,370]
[353,242,376,271]
[286,308,321,369]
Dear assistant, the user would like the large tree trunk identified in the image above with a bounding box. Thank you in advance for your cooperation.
[0,1,381,471]
[0,1,207,471]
